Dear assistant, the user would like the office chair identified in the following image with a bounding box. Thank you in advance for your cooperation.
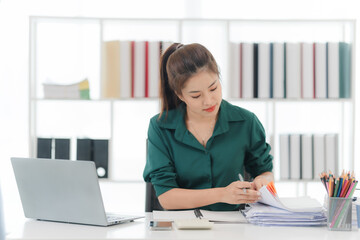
[145,139,163,212]
[145,182,164,212]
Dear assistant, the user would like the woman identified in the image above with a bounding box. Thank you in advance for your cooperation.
[143,43,273,211]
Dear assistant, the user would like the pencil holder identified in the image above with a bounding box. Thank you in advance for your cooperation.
[327,197,352,231]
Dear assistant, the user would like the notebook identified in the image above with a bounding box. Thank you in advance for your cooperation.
[11,157,143,226]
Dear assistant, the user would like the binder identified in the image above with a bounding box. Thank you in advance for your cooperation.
[92,139,109,178]
[76,138,92,161]
[54,138,70,160]
[37,138,52,159]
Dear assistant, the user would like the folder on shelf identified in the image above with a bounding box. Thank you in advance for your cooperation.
[285,42,301,99]
[229,42,241,98]
[272,42,285,98]
[325,134,339,176]
[279,134,290,180]
[327,42,340,99]
[314,42,327,98]
[148,41,161,98]
[289,134,301,180]
[257,43,271,98]
[102,41,121,99]
[339,42,351,98]
[241,42,254,98]
[313,134,325,177]
[301,134,313,180]
[301,42,314,99]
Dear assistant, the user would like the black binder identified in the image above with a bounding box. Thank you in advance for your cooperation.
[37,138,52,159]
[54,138,70,160]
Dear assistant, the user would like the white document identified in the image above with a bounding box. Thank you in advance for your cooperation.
[257,186,323,213]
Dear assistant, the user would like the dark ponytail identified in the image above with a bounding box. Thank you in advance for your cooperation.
[159,42,220,119]
[159,43,183,118]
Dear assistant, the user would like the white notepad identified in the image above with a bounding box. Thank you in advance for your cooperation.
[153,209,247,223]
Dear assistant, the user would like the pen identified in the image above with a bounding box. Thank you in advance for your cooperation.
[194,209,203,219]
[238,173,248,194]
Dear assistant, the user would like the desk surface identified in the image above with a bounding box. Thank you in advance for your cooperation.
[6,213,360,240]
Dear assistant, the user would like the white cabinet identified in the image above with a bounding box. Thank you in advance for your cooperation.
[29,17,356,183]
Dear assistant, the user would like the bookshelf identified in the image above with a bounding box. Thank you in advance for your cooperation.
[29,17,356,188]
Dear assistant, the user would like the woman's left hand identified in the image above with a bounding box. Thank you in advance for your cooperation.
[252,172,274,190]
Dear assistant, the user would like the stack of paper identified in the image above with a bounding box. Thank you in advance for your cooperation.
[243,182,326,226]
[244,203,326,226]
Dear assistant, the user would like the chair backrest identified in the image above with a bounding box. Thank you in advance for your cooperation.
[145,182,163,212]
[0,183,5,240]
[145,139,163,212]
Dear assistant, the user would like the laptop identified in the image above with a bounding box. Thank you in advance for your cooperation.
[11,157,143,226]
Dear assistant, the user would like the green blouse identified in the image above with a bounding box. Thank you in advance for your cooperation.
[143,100,273,211]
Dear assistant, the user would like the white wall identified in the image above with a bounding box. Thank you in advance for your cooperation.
[0,0,359,233]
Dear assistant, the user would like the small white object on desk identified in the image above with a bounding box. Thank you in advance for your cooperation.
[174,219,214,230]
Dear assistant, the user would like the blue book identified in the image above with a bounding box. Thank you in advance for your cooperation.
[339,42,351,98]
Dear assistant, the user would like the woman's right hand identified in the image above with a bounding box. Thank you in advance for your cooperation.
[220,181,261,204]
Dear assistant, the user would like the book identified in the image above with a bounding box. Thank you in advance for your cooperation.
[134,41,146,98]
[102,41,121,99]
[43,79,90,100]
[301,42,314,99]
[279,134,290,179]
[313,134,325,177]
[54,138,70,160]
[37,138,52,159]
[327,42,340,98]
[257,43,271,98]
[314,42,327,98]
[241,42,254,98]
[285,42,301,99]
[272,42,285,98]
[339,42,351,98]
[229,42,241,98]
[148,41,161,98]
[119,41,132,98]
[325,134,338,176]
[289,134,301,180]
[301,134,313,180]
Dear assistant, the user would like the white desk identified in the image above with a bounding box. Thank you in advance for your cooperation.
[6,213,360,240]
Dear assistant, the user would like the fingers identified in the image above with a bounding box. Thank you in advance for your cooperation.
[235,180,253,189]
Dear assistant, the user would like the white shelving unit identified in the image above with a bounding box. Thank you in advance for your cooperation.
[29,16,356,192]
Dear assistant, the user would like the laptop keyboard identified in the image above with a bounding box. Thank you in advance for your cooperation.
[107,215,125,222]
